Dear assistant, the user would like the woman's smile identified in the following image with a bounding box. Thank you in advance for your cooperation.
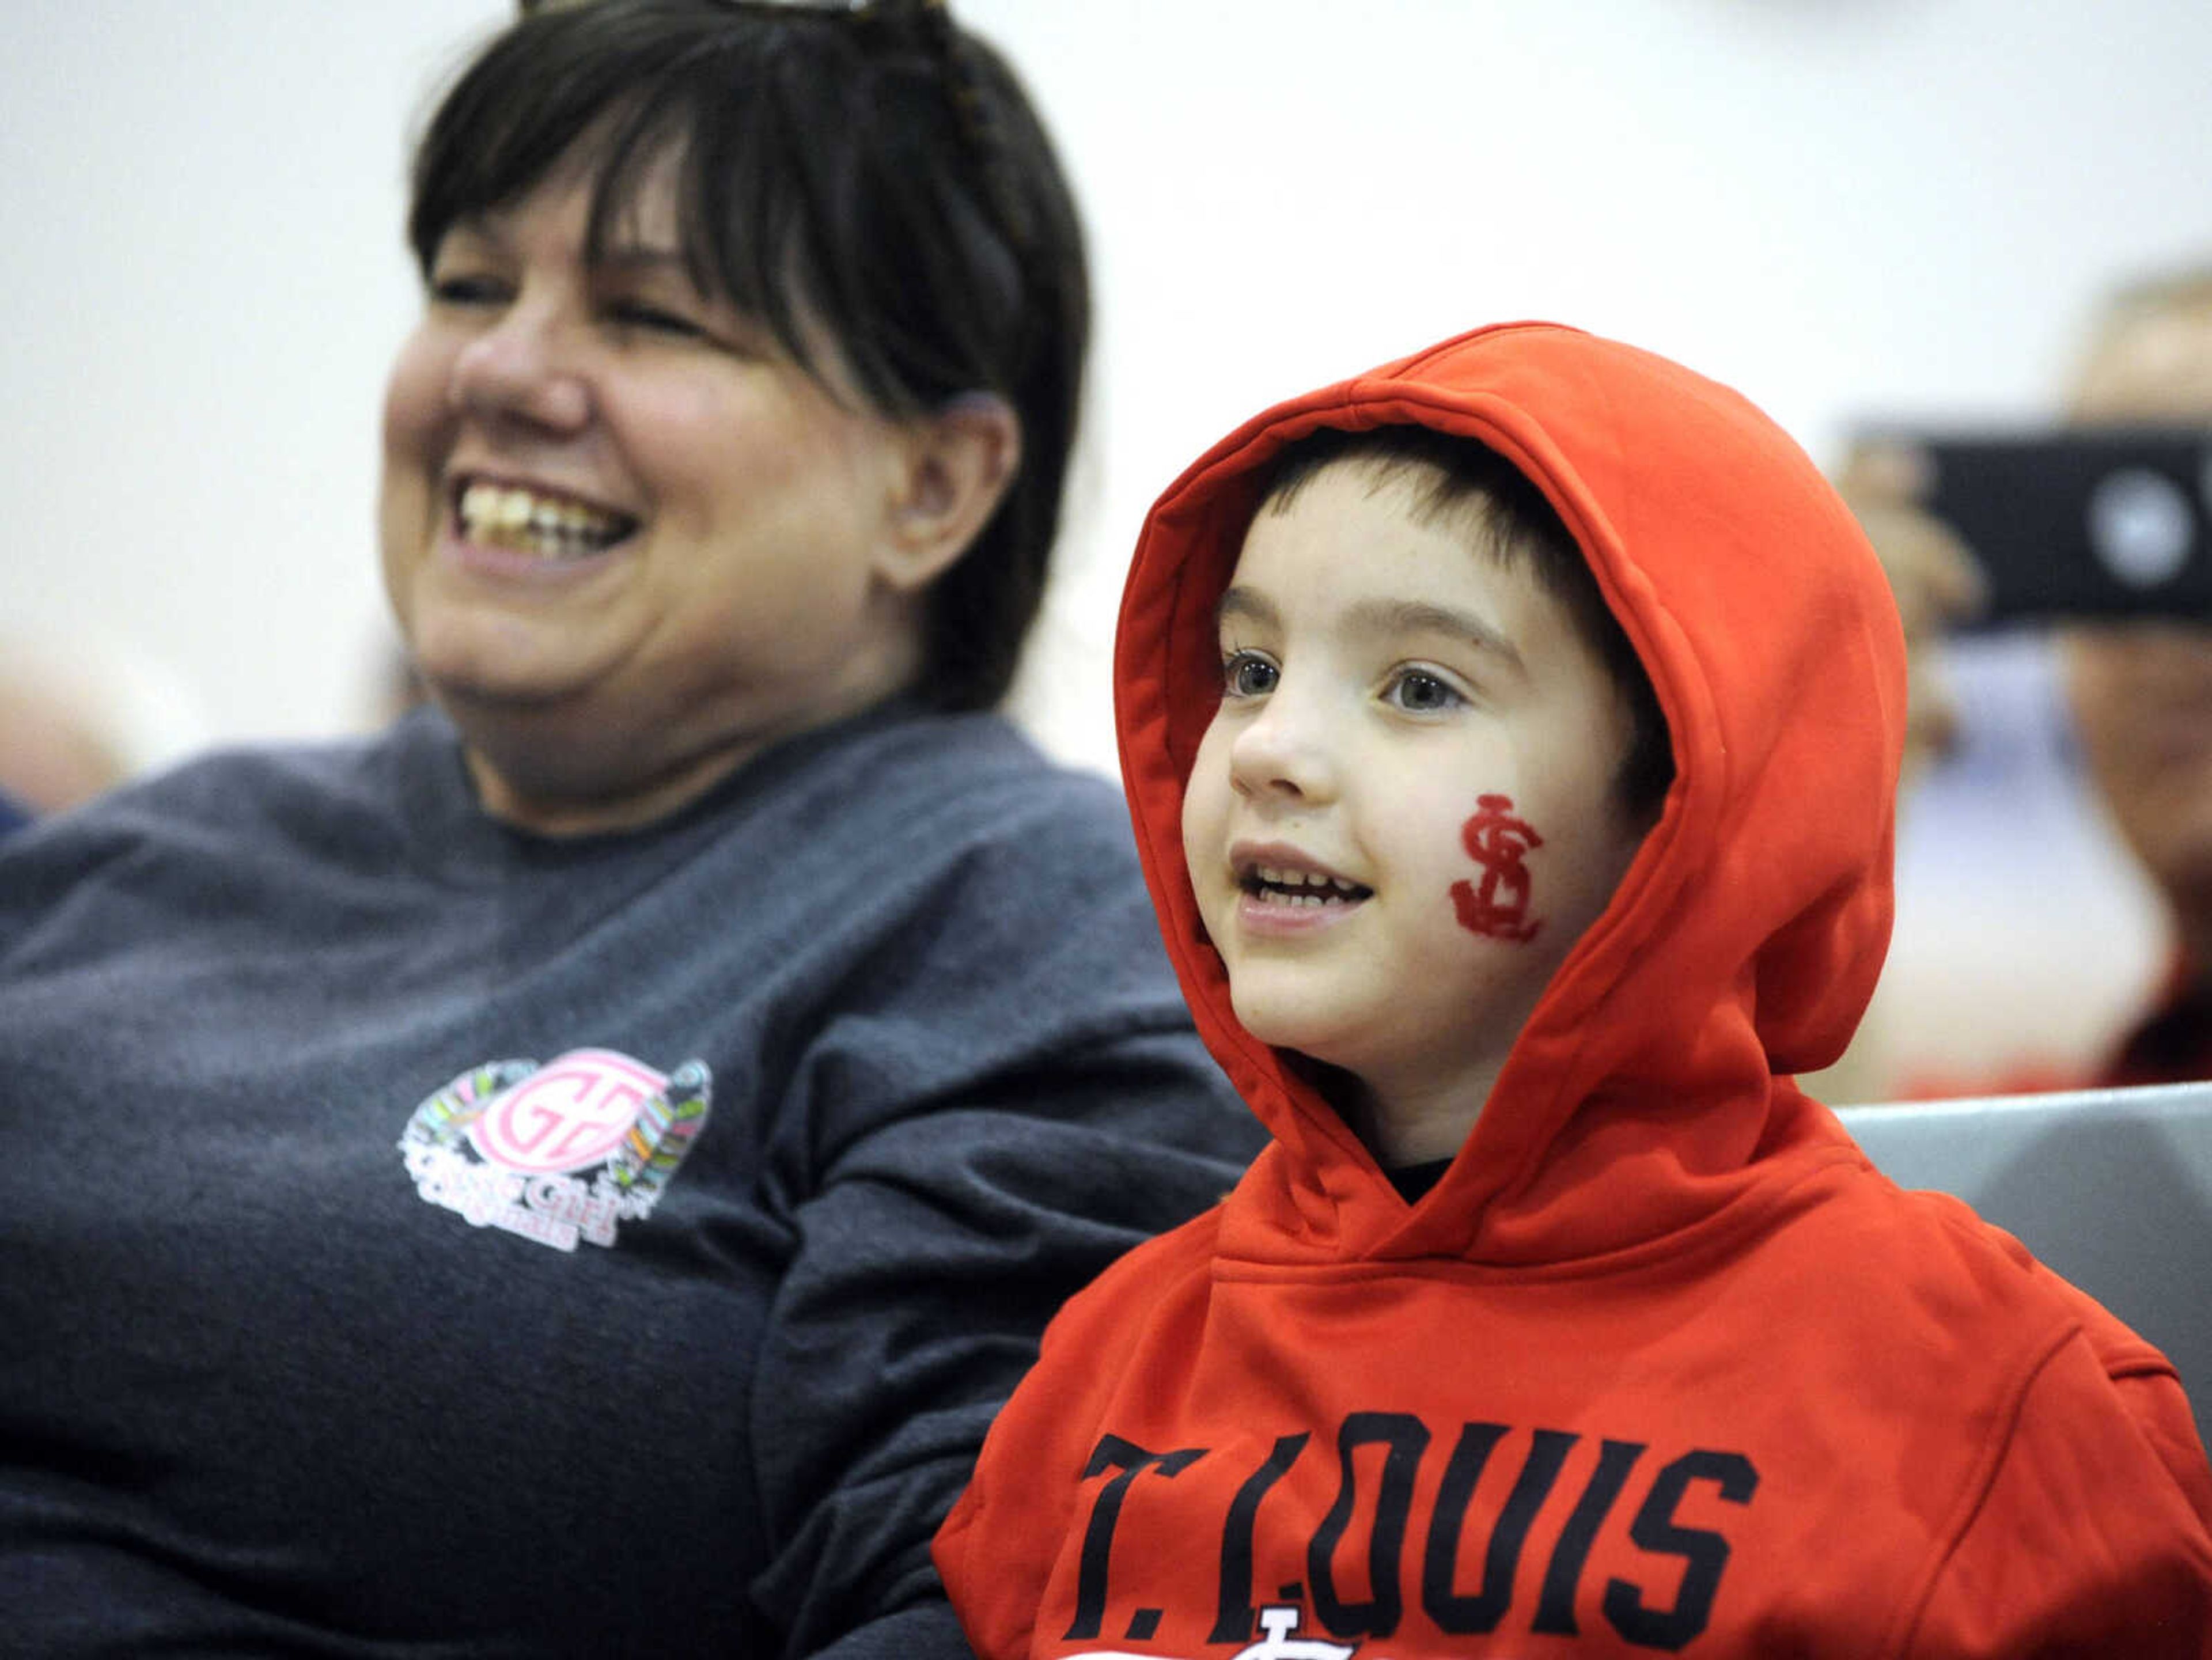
[452,475,639,560]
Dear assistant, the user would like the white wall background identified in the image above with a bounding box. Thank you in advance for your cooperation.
[6,0,2209,1087]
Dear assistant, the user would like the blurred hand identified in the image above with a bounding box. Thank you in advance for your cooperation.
[1835,440,1989,786]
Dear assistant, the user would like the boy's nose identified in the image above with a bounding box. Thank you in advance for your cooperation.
[1228,689,1339,805]
[447,305,593,435]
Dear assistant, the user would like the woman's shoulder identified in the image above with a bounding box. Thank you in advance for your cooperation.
[0,723,439,960]
[840,708,1122,815]
[14,722,393,836]
[764,707,1141,885]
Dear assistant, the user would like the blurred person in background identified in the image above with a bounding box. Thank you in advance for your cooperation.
[0,669,126,820]
[0,2,1259,1653]
[2059,271,2212,1085]
[1841,265,2212,1095]
[0,632,210,832]
[1794,447,1986,1103]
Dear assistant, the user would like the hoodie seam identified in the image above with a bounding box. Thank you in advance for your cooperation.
[1888,1320,2086,1658]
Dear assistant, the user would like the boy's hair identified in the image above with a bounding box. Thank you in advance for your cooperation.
[1254,426,1674,823]
[408,0,1089,712]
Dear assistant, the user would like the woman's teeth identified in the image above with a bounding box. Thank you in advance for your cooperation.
[458,482,633,557]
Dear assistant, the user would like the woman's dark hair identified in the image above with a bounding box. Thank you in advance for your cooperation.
[1255,426,1676,824]
[407,0,1089,711]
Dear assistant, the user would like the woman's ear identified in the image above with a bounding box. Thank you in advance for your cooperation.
[876,393,1022,593]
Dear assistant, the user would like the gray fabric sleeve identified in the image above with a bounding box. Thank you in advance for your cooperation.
[752,1033,1249,1658]
[807,1600,974,1660]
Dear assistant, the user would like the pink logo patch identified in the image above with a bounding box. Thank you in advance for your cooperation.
[468,1048,668,1174]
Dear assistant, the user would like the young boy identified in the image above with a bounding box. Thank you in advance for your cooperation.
[935,323,2212,1655]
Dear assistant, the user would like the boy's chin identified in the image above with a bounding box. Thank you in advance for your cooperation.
[1228,990,1364,1075]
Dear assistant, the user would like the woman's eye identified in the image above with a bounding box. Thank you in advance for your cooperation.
[429,273,507,308]
[1223,650,1279,699]
[1386,669,1462,713]
[609,300,704,339]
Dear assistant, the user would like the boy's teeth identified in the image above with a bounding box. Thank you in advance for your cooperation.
[458,481,631,556]
[1251,865,1366,902]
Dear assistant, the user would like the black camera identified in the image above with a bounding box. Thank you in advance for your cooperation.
[1861,428,2212,626]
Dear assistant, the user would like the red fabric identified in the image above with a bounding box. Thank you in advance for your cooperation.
[937,324,2212,1655]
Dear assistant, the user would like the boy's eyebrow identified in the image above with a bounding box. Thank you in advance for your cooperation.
[1349,597,1525,675]
[1215,588,1527,675]
[1215,587,1278,631]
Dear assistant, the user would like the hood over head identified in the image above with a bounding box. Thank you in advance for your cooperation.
[1114,322,1907,1265]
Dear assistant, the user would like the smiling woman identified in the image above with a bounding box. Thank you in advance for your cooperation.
[379,0,1076,835]
[380,147,953,832]
[0,3,1260,1654]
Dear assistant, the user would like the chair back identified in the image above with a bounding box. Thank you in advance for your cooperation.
[1836,1082,2212,1441]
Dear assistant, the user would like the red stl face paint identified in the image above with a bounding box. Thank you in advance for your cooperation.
[1450,793,1543,943]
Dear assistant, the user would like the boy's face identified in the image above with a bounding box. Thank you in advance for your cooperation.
[1181,460,1651,1133]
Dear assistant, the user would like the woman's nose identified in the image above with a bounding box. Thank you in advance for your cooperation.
[447,302,592,434]
[1228,684,1339,805]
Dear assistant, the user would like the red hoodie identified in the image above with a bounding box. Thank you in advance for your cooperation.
[936,323,2212,1656]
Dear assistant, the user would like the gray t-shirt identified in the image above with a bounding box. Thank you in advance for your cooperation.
[0,702,1262,1657]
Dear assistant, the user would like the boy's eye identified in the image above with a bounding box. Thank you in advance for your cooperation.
[1384,668,1463,714]
[1223,650,1279,699]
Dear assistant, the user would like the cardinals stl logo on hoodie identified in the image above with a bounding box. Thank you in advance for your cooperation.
[935,324,2212,1657]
